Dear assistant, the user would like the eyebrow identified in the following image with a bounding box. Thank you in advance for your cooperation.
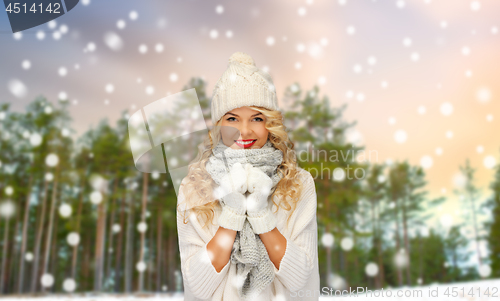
[225,112,263,117]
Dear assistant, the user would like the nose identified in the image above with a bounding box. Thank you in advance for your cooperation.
[238,121,252,138]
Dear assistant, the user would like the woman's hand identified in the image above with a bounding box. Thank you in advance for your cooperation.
[214,162,248,231]
[245,164,277,234]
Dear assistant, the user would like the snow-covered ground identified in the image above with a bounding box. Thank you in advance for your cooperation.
[1,279,499,300]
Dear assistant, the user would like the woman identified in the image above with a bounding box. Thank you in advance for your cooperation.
[176,51,320,300]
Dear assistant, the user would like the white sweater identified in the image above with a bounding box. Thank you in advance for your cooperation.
[176,167,320,300]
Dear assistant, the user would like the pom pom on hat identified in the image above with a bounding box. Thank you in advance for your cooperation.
[228,51,256,67]
[211,51,279,125]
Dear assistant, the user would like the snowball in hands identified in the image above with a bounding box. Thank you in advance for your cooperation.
[245,164,277,234]
[215,162,248,231]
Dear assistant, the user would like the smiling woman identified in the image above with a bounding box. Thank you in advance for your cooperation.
[176,51,320,301]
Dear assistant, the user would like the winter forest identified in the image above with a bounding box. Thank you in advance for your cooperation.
[0,77,499,297]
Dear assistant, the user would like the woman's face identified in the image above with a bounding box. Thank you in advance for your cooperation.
[219,106,269,149]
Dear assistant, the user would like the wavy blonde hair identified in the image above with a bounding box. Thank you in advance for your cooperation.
[177,106,304,229]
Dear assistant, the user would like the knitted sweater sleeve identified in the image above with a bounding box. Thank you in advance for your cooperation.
[272,170,318,292]
[176,181,230,300]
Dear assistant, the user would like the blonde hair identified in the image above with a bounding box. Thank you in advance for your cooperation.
[177,106,304,229]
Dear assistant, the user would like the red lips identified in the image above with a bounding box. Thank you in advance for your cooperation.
[234,139,257,148]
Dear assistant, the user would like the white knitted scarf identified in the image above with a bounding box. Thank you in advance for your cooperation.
[206,139,283,300]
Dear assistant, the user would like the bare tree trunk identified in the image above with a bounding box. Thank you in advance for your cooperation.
[94,189,108,291]
[165,231,171,291]
[30,179,50,293]
[402,189,411,286]
[172,229,179,290]
[0,217,11,293]
[138,173,149,291]
[82,234,91,291]
[49,211,60,292]
[370,198,381,288]
[394,199,403,286]
[156,198,163,292]
[18,174,33,293]
[418,234,423,283]
[167,228,176,291]
[376,201,385,287]
[41,171,59,292]
[114,190,126,292]
[148,212,154,292]
[105,179,119,291]
[71,182,85,280]
[124,190,135,293]
[8,194,23,293]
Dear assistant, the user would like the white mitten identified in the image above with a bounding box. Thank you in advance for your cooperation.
[215,162,248,231]
[245,164,277,234]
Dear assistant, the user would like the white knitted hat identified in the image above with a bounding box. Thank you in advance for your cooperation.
[210,51,279,125]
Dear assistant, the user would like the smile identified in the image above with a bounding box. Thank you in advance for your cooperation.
[234,139,257,148]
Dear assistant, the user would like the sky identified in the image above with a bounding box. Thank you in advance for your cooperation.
[1,0,499,264]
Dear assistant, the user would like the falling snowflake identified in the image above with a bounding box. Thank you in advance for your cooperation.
[117,19,126,29]
[136,261,146,272]
[346,25,356,35]
[353,64,362,73]
[470,1,481,11]
[138,44,148,54]
[321,233,334,248]
[440,102,453,116]
[410,52,420,61]
[365,262,379,277]
[137,221,148,233]
[394,129,407,143]
[59,203,72,218]
[170,73,178,82]
[105,83,115,93]
[155,43,164,52]
[402,37,412,47]
[476,87,491,103]
[40,274,54,287]
[67,232,80,246]
[21,60,31,69]
[340,237,354,251]
[333,167,346,181]
[45,154,59,167]
[58,67,68,77]
[8,79,28,98]
[209,29,218,39]
[90,191,103,204]
[63,278,77,292]
[420,156,433,169]
[129,11,138,20]
[483,155,496,169]
[297,7,307,16]
[266,36,275,46]
[104,31,123,51]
